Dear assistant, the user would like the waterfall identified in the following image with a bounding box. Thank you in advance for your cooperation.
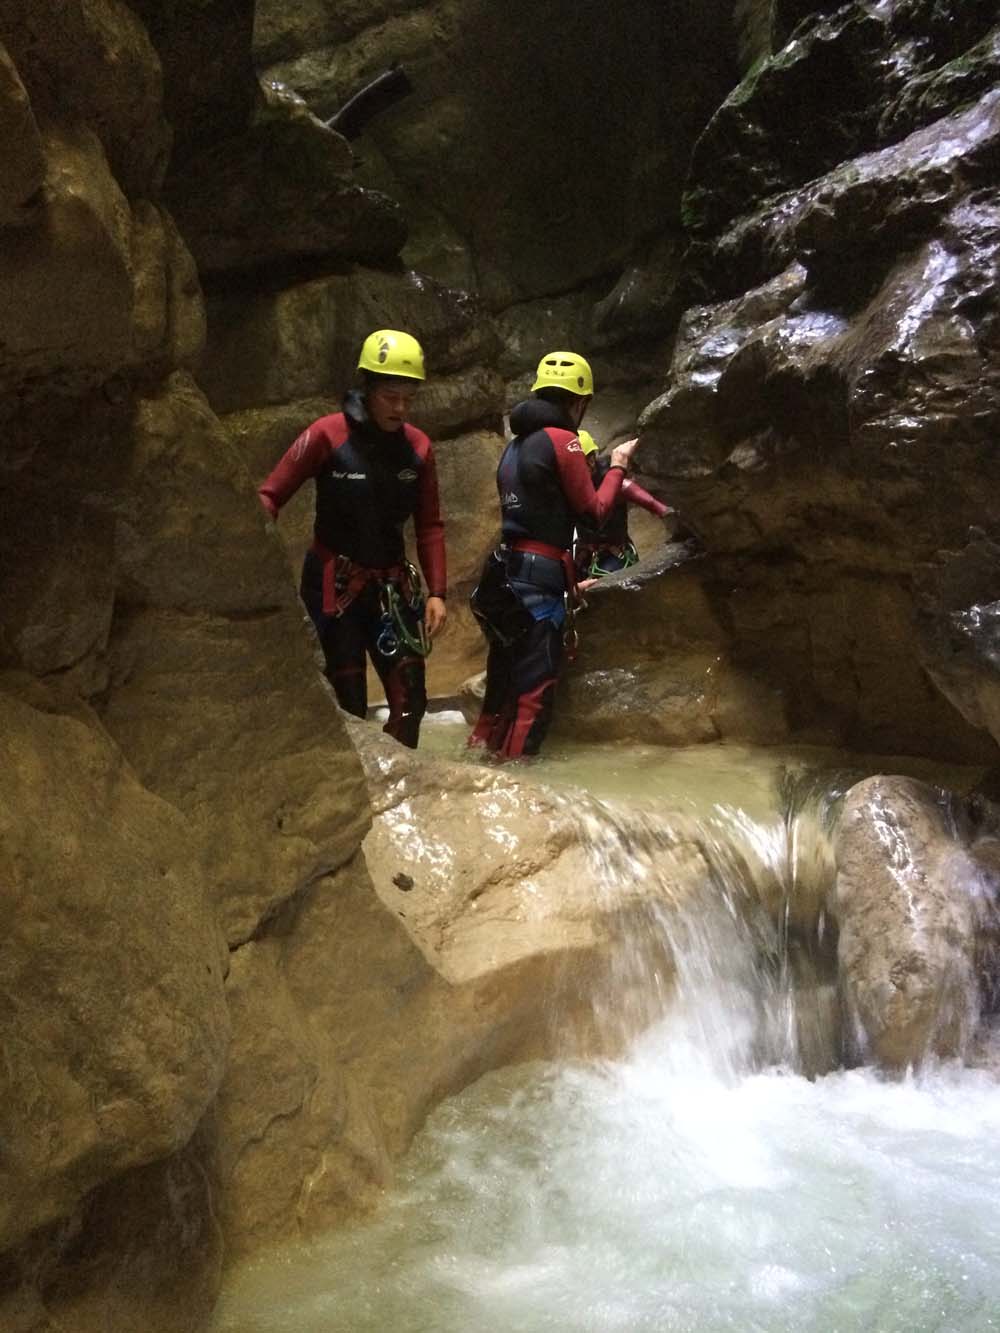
[213,755,1000,1333]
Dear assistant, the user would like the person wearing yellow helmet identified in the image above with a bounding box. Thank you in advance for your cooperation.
[577,429,599,459]
[258,328,447,749]
[468,350,638,759]
[574,429,676,583]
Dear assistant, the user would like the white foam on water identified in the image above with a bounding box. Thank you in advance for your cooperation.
[212,744,998,1333]
[214,1023,1000,1333]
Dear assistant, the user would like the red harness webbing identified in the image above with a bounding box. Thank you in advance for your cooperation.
[310,540,406,616]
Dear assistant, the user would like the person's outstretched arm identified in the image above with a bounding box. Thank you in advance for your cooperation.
[258,425,328,518]
[622,478,669,519]
[410,430,447,637]
[549,432,639,524]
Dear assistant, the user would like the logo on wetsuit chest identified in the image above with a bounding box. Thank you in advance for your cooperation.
[330,470,366,480]
[501,491,521,508]
[397,469,418,482]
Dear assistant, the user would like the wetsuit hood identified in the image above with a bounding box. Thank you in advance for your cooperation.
[344,387,404,442]
[508,396,577,438]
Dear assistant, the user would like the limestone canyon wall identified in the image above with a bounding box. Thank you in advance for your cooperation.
[4,0,1000,1328]
[0,0,503,1326]
[634,0,1000,761]
[0,2,735,1325]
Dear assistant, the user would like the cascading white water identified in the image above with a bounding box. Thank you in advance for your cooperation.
[213,738,1000,1333]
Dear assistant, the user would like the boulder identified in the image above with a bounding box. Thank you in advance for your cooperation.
[834,774,1000,1068]
[0,126,133,398]
[0,1132,222,1333]
[199,267,495,415]
[705,87,1000,300]
[213,724,713,1255]
[129,202,206,373]
[634,178,1000,759]
[99,374,371,944]
[685,1,1000,239]
[0,676,229,1252]
[2,0,169,198]
[558,546,790,748]
[0,389,135,695]
[166,82,406,274]
[685,2,898,235]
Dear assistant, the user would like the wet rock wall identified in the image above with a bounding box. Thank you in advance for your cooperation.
[0,0,498,1326]
[637,0,1000,761]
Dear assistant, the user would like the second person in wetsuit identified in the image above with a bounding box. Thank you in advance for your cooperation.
[258,328,447,749]
[468,350,637,760]
[574,429,674,580]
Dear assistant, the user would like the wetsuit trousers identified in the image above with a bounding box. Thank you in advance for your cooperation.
[469,549,566,760]
[300,553,427,749]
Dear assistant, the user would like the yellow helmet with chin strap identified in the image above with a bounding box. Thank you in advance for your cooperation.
[577,429,599,457]
[357,328,426,381]
[532,349,594,397]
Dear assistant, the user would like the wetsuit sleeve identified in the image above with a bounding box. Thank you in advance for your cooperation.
[413,438,447,599]
[622,479,669,519]
[549,430,624,524]
[257,424,329,518]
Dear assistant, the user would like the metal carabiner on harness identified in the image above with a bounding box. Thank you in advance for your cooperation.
[378,572,431,659]
[563,590,581,661]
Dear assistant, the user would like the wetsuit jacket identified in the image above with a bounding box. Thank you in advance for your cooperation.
[576,456,669,548]
[258,391,446,598]
[498,399,625,552]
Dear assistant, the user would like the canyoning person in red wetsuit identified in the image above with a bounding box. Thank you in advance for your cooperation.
[468,350,638,760]
[258,329,447,749]
[574,428,676,583]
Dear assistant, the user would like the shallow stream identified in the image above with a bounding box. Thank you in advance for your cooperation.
[213,728,1000,1333]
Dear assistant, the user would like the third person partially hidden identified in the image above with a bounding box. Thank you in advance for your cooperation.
[468,349,638,761]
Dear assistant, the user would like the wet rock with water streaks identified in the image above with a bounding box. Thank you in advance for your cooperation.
[834,774,1000,1069]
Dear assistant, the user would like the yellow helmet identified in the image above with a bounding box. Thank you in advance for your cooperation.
[532,349,594,397]
[578,429,599,457]
[357,329,426,381]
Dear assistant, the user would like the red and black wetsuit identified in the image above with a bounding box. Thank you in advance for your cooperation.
[575,455,669,577]
[469,397,624,760]
[258,390,446,748]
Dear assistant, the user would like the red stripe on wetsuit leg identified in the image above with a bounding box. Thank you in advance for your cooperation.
[468,712,500,748]
[498,678,556,760]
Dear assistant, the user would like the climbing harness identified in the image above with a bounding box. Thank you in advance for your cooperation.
[563,588,582,661]
[470,550,534,647]
[587,539,639,579]
[376,561,431,659]
[309,541,431,657]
